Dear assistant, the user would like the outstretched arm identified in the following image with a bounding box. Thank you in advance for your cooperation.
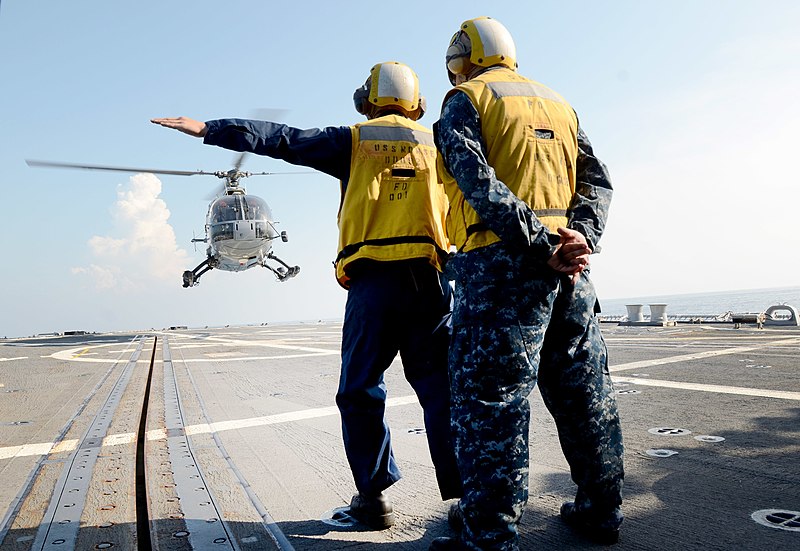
[151,117,208,138]
[151,116,352,181]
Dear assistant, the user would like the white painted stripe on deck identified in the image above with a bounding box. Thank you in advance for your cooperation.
[180,352,338,363]
[613,376,800,401]
[609,337,800,373]
[185,395,419,435]
[0,441,59,459]
[50,343,339,363]
[0,396,420,460]
[6,337,798,461]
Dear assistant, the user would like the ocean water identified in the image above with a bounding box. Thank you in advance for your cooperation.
[598,286,800,317]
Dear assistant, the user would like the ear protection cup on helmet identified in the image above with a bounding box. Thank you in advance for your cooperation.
[353,82,370,116]
[446,55,469,75]
[446,34,470,75]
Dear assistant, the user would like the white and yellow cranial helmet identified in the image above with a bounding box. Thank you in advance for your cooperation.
[446,16,517,81]
[353,61,425,120]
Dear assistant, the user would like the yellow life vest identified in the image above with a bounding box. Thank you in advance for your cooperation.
[442,68,578,252]
[336,115,449,287]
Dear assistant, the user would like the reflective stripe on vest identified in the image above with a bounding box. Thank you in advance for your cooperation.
[335,115,449,287]
[358,125,435,147]
[486,81,569,104]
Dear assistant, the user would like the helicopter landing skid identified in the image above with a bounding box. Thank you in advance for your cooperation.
[265,252,300,282]
[183,259,214,288]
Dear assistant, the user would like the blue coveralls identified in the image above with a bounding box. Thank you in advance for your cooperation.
[435,88,624,550]
[204,119,462,500]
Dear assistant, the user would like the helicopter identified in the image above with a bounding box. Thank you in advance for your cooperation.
[26,154,302,288]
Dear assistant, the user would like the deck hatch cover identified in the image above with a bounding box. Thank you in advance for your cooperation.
[751,509,800,532]
[648,427,692,436]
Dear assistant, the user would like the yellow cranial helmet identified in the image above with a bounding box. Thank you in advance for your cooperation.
[446,16,517,82]
[353,61,425,120]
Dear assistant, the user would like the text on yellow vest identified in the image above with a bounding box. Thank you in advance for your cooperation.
[336,115,449,287]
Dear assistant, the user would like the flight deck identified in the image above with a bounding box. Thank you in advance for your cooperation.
[1,322,798,550]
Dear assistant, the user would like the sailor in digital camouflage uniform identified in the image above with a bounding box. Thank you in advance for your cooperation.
[429,17,624,551]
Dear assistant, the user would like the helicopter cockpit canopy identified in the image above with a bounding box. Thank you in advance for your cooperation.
[208,195,277,243]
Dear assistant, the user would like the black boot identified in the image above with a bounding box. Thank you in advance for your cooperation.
[347,492,395,530]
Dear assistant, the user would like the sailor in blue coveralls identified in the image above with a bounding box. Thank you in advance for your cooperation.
[152,61,462,530]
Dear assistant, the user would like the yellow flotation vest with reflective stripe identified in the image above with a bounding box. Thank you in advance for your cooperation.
[336,115,449,287]
[442,68,578,252]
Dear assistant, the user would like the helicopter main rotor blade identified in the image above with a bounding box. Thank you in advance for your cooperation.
[204,183,228,201]
[26,159,215,177]
[27,159,313,178]
[247,171,313,176]
[233,152,248,171]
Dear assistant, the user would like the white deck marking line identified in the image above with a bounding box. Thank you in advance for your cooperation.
[50,342,149,363]
[184,395,420,435]
[613,376,800,401]
[0,441,60,459]
[609,337,800,373]
[8,338,798,460]
[607,336,752,342]
[198,341,339,353]
[237,343,338,353]
[180,352,339,363]
[0,396,420,460]
[180,340,341,362]
[6,365,799,461]
[50,342,339,363]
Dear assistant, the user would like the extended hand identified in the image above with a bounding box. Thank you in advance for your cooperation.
[150,117,208,138]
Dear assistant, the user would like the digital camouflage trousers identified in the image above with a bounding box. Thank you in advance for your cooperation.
[448,260,624,550]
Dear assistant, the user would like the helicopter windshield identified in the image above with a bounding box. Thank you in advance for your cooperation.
[208,195,277,243]
[210,195,273,224]
[241,196,272,222]
[210,196,241,223]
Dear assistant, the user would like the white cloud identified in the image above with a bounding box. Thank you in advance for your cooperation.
[73,173,191,290]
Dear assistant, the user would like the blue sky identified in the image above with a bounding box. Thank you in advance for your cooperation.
[1,1,798,337]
